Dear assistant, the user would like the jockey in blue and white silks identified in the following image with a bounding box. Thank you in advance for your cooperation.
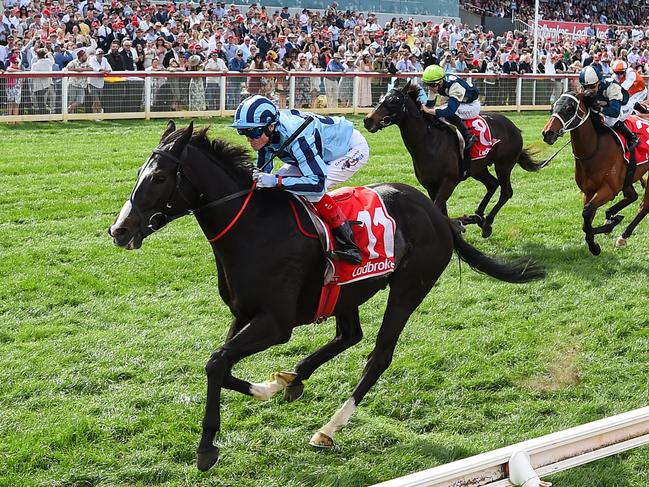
[232,95,370,264]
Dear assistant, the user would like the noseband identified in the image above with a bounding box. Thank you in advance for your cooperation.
[550,93,591,135]
[130,146,254,237]
[376,89,408,128]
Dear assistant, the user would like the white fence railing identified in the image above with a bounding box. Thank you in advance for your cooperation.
[0,71,586,123]
[372,406,649,487]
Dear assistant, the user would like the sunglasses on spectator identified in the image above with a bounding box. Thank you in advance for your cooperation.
[237,126,265,139]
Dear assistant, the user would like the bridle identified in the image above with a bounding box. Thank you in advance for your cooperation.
[375,89,408,128]
[129,145,255,238]
[550,93,591,135]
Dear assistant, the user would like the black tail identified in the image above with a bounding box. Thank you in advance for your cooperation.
[450,225,545,283]
[518,148,547,172]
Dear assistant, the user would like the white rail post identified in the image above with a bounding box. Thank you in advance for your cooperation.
[144,76,151,120]
[289,74,296,109]
[220,76,226,117]
[61,75,69,122]
[353,75,359,114]
[516,77,523,111]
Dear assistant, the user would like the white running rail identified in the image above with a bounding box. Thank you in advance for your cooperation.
[372,406,649,487]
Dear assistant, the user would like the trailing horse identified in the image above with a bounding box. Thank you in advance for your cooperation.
[363,81,546,238]
[108,121,544,472]
[542,91,649,254]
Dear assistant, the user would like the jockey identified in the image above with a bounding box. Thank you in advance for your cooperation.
[579,65,639,150]
[611,59,649,115]
[420,64,479,179]
[232,95,370,264]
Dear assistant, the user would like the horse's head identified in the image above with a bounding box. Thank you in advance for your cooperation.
[364,79,418,132]
[542,92,589,145]
[108,120,200,249]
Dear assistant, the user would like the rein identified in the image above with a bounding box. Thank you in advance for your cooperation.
[376,89,409,127]
[550,93,598,161]
[131,146,256,240]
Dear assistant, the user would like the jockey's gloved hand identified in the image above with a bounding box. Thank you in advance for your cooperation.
[253,171,278,188]
[425,100,435,109]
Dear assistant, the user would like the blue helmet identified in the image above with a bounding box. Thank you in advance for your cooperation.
[579,66,603,86]
[232,95,279,129]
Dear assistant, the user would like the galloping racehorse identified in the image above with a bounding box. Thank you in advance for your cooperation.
[542,92,649,254]
[108,121,544,472]
[364,81,546,238]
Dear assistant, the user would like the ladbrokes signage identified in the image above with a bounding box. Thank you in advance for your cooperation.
[538,20,609,39]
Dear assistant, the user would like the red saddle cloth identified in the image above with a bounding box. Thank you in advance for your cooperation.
[463,116,500,160]
[301,186,397,322]
[610,115,649,166]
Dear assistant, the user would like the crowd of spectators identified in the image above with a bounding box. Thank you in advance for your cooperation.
[1,0,649,116]
[462,0,647,27]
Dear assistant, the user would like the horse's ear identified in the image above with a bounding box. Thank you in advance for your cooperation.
[161,120,176,142]
[171,121,193,155]
[402,79,412,92]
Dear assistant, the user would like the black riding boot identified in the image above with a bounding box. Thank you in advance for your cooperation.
[613,121,639,188]
[447,114,476,180]
[332,221,362,265]
[634,102,649,114]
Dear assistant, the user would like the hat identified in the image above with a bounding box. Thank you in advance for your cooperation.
[77,48,87,57]
[267,50,277,59]
[333,53,341,59]
[236,49,243,55]
[188,55,202,67]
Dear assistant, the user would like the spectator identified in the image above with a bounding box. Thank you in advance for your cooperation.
[325,52,343,108]
[205,49,228,110]
[65,48,92,113]
[188,55,206,112]
[88,48,111,115]
[6,55,22,121]
[31,48,55,114]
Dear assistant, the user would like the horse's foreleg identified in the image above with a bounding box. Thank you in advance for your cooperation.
[472,167,499,222]
[433,177,458,219]
[582,200,601,256]
[284,308,363,403]
[197,313,292,471]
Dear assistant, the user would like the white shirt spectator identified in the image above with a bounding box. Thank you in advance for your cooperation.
[30,55,55,91]
[88,54,112,88]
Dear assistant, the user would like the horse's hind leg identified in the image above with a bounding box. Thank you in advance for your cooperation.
[467,166,499,227]
[592,185,639,234]
[309,270,439,448]
[283,308,363,402]
[617,189,649,247]
[481,163,514,238]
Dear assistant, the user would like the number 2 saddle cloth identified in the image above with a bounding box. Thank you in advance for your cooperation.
[462,116,501,160]
[609,115,649,166]
[290,186,397,322]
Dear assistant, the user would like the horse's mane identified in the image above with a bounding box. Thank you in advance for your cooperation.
[403,82,423,108]
[164,127,254,182]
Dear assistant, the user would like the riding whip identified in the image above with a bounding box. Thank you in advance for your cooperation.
[258,115,315,173]
[540,138,571,168]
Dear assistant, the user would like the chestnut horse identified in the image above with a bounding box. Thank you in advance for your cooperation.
[542,92,649,254]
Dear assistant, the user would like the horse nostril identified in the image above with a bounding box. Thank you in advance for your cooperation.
[110,226,126,238]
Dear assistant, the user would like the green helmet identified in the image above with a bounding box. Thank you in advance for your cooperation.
[422,64,445,85]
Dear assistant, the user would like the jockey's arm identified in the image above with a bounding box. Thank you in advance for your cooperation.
[434,96,460,118]
[279,133,327,201]
[602,83,623,118]
[256,147,273,172]
[621,69,636,91]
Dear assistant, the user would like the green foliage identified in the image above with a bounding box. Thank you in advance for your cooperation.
[1,116,648,486]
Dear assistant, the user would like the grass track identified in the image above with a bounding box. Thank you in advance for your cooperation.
[1,115,649,487]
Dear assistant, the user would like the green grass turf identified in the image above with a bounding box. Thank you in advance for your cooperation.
[1,115,648,487]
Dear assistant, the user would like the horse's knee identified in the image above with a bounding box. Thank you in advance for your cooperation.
[582,203,596,220]
[205,349,231,376]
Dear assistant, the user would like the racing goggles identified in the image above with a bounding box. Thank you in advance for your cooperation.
[237,126,266,139]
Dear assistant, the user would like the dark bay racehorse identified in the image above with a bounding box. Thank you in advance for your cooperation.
[364,81,546,238]
[108,121,544,472]
[542,92,649,255]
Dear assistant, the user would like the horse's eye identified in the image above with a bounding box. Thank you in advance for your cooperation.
[152,174,167,183]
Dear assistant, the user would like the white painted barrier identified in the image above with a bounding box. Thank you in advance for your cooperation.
[372,406,649,487]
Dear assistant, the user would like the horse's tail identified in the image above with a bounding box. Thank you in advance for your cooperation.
[449,223,545,283]
[517,148,547,172]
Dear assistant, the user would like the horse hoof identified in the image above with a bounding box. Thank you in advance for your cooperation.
[284,382,304,402]
[309,431,334,449]
[273,371,298,387]
[196,445,220,472]
[481,225,493,238]
[615,237,628,249]
[589,243,601,256]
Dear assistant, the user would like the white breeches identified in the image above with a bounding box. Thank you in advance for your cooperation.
[438,99,481,119]
[603,101,634,127]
